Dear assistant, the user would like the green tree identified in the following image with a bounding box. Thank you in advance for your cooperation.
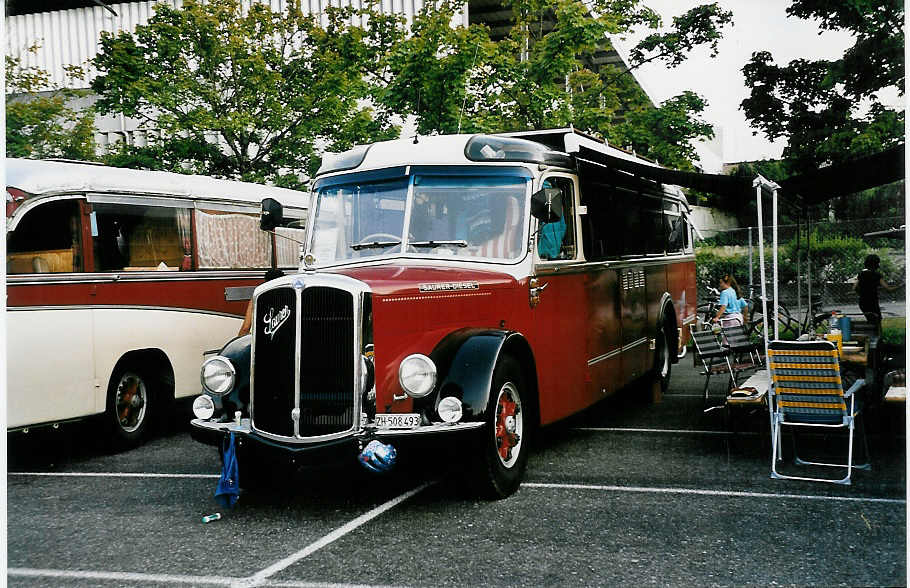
[741,0,904,174]
[91,0,398,187]
[374,0,732,170]
[6,46,97,160]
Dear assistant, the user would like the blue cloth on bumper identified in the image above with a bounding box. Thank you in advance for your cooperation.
[215,432,240,508]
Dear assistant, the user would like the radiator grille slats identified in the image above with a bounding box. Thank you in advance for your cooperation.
[251,287,297,437]
[299,287,355,436]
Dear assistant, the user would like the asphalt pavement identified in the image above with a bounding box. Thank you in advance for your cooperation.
[7,359,907,587]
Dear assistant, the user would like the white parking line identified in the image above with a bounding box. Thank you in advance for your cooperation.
[7,568,402,587]
[8,568,236,585]
[9,471,220,478]
[524,482,906,504]
[238,482,432,587]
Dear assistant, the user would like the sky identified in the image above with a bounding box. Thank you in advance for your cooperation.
[610,0,857,171]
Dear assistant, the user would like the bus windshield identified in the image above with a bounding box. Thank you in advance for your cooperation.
[309,172,530,264]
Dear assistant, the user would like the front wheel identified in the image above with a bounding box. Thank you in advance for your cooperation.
[469,356,531,499]
[106,367,154,450]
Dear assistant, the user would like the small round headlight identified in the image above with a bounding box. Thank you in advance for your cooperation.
[192,395,216,420]
[201,356,236,396]
[437,396,463,423]
[398,354,437,398]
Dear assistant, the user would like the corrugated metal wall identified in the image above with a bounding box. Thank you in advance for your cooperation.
[7,0,462,90]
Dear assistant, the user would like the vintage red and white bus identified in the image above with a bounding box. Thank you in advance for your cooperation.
[191,129,697,497]
[6,159,308,449]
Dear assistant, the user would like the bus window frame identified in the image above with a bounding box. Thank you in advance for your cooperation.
[533,172,580,266]
[6,194,88,274]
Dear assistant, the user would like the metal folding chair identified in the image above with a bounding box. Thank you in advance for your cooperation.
[690,326,737,412]
[768,340,870,485]
[721,323,762,368]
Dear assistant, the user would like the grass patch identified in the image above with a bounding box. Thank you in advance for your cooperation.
[881,316,906,345]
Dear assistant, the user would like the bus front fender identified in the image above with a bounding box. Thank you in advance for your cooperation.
[427,328,536,423]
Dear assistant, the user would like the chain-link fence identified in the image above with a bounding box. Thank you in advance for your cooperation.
[695,216,906,326]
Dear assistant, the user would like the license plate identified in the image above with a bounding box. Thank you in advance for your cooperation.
[374,413,421,429]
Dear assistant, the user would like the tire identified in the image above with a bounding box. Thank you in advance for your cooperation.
[469,356,531,499]
[106,366,154,450]
[652,322,672,395]
[748,310,798,341]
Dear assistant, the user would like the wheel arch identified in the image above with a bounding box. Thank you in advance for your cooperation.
[427,328,539,426]
[656,293,680,364]
[108,348,175,403]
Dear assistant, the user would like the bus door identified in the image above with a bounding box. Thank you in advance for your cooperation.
[528,175,592,423]
[6,197,97,427]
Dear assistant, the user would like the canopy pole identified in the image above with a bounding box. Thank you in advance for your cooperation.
[755,180,769,357]
[772,186,779,339]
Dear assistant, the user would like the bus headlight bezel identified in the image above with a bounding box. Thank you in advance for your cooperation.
[192,395,216,420]
[398,354,437,399]
[200,356,236,397]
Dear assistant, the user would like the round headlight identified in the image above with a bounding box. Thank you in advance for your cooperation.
[201,356,236,396]
[192,395,216,420]
[398,354,437,398]
[437,396,463,423]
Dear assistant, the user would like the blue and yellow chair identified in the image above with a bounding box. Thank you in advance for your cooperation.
[768,340,870,484]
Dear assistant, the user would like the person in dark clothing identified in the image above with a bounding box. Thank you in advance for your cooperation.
[854,254,899,335]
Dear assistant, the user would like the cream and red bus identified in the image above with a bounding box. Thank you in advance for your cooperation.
[191,129,697,497]
[6,159,307,449]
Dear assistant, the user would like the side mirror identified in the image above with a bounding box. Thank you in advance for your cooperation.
[530,188,564,223]
[260,198,283,231]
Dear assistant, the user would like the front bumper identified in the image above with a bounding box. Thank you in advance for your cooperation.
[190,417,484,451]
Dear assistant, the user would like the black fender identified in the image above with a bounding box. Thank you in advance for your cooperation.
[210,334,252,418]
[656,293,680,364]
[425,328,538,423]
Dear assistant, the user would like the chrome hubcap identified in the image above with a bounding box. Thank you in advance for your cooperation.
[494,382,523,468]
[116,373,147,434]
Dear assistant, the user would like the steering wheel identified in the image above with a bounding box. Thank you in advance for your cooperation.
[357,233,401,245]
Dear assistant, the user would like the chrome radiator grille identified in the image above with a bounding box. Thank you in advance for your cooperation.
[251,284,356,439]
[298,287,355,436]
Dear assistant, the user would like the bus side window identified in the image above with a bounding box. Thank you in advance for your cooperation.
[537,177,576,261]
[579,182,622,261]
[196,209,271,269]
[7,199,82,274]
[619,190,643,256]
[641,197,664,254]
[92,203,190,271]
[664,201,684,253]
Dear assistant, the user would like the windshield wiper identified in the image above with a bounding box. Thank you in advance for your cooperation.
[409,240,468,248]
[351,240,401,251]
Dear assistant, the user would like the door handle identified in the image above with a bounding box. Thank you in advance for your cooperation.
[529,278,548,308]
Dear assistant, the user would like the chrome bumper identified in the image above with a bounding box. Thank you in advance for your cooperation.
[190,417,484,439]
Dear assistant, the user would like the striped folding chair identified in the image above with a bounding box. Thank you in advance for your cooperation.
[768,340,870,485]
[721,323,762,368]
[690,326,737,412]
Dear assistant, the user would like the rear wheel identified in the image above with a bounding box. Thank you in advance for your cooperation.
[652,323,673,395]
[106,366,154,450]
[469,356,531,499]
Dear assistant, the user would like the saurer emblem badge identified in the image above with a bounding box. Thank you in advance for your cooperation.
[263,305,291,339]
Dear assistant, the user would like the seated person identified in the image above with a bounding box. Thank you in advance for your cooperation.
[536,180,567,260]
[537,214,566,260]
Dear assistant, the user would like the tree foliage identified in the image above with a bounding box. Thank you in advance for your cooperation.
[741,0,905,174]
[371,0,731,170]
[6,46,97,160]
[92,0,398,187]
[91,0,732,181]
